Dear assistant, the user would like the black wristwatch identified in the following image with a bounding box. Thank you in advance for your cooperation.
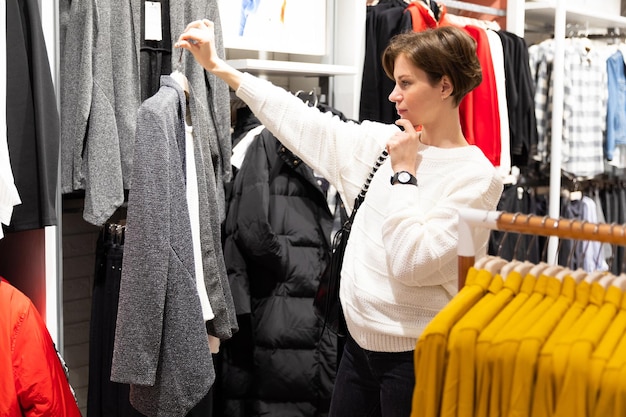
[390,171,418,186]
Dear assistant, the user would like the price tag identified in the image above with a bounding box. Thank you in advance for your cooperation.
[145,1,162,41]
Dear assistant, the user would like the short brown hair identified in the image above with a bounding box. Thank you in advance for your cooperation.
[382,26,482,107]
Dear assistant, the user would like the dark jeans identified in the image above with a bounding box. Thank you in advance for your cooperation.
[328,335,415,417]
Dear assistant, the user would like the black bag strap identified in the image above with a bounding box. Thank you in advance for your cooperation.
[345,149,389,228]
[317,148,390,336]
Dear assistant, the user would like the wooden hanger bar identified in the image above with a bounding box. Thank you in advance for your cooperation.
[456,208,626,288]
[496,212,626,246]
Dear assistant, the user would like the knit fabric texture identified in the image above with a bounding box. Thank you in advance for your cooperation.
[236,73,504,352]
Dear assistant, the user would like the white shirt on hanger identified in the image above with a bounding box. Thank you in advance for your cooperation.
[185,122,214,321]
[231,124,265,170]
[485,28,511,179]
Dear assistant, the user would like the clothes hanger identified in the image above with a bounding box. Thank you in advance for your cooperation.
[554,264,589,284]
[513,261,536,278]
[568,268,589,283]
[610,274,626,291]
[171,48,190,98]
[294,90,318,107]
[598,272,617,289]
[523,216,565,279]
[579,222,618,285]
[584,270,609,284]
[526,234,553,277]
[510,217,546,278]
[541,264,565,279]
[555,267,573,282]
[501,215,541,280]
[499,224,528,279]
[170,70,190,97]
[474,254,497,270]
[477,229,512,272]
[500,259,522,281]
[527,260,551,279]
[485,257,508,276]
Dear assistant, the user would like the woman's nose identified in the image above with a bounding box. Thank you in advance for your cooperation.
[388,86,400,103]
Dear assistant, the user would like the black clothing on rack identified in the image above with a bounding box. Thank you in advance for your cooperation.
[5,0,60,232]
[88,225,142,417]
[360,1,413,123]
[496,30,538,168]
[140,0,172,102]
[220,126,338,417]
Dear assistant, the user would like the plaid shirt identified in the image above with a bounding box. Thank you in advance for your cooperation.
[530,39,612,178]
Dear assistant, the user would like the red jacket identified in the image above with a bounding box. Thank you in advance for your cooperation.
[0,278,82,417]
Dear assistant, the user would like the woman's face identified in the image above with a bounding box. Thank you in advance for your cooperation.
[388,54,442,127]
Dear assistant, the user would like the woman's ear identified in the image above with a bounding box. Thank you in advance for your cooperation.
[440,75,454,100]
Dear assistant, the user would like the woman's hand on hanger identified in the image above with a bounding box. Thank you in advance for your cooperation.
[175,19,243,91]
[175,19,219,71]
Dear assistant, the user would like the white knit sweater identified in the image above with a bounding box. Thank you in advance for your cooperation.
[236,73,504,352]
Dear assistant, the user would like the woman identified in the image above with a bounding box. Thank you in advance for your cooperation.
[176,22,503,417]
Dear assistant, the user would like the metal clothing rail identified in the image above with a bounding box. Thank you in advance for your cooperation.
[437,0,506,17]
[457,207,626,288]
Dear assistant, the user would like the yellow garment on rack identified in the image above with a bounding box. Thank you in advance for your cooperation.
[494,271,564,417]
[474,270,538,417]
[455,266,526,417]
[616,363,626,417]
[592,324,626,417]
[439,272,503,417]
[470,266,532,409]
[432,210,626,417]
[440,265,524,417]
[553,281,622,417]
[550,280,608,408]
[531,280,592,417]
[508,273,578,417]
[488,271,554,417]
[587,285,626,415]
[411,267,493,417]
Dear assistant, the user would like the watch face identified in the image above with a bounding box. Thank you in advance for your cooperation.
[398,172,411,183]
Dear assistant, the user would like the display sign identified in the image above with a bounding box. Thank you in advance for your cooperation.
[218,0,327,55]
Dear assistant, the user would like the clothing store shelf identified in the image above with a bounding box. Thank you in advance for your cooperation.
[525,1,626,30]
[226,59,356,77]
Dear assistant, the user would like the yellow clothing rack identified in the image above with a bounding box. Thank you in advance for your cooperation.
[410,208,626,417]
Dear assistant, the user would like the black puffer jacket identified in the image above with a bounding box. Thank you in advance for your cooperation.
[219,128,338,417]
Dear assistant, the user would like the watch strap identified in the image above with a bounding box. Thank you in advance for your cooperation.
[390,171,418,186]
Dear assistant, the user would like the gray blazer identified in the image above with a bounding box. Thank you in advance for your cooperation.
[60,0,231,226]
[111,76,214,417]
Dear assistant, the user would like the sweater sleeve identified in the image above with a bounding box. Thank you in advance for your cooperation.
[236,73,399,212]
[381,150,503,290]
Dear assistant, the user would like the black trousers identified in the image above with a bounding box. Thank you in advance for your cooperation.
[87,227,142,417]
